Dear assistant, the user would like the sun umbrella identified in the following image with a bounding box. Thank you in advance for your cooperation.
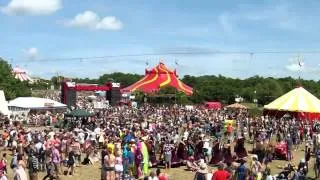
[65,109,93,117]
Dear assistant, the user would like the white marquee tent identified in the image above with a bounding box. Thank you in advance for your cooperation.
[0,90,9,116]
[8,97,67,110]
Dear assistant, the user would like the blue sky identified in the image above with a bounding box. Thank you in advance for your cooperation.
[1,0,320,80]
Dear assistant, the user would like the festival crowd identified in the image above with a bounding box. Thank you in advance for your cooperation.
[0,96,320,180]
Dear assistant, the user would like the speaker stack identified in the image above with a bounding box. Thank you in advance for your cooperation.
[106,83,121,106]
[61,82,77,107]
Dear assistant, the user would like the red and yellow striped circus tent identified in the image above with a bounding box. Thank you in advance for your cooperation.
[121,62,193,95]
[264,86,320,120]
[12,67,33,82]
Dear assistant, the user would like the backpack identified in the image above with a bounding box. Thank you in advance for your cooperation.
[39,146,45,156]
[10,155,17,169]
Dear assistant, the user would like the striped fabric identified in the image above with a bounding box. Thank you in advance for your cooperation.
[121,62,193,95]
[12,67,32,82]
[264,87,320,113]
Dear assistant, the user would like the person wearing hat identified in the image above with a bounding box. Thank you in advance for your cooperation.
[194,162,208,180]
[250,155,262,180]
[212,163,230,180]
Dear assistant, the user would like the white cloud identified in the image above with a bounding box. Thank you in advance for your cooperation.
[65,10,123,31]
[219,4,311,32]
[0,0,62,15]
[24,47,39,60]
[285,58,304,72]
[244,5,301,31]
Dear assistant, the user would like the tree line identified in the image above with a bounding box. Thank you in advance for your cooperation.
[67,73,320,105]
[1,58,320,105]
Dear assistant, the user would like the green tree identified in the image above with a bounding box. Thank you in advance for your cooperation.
[46,67,320,106]
[0,58,31,100]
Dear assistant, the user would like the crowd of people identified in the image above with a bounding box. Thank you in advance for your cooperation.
[0,93,320,180]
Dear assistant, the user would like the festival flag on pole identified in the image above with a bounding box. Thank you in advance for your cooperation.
[298,56,304,68]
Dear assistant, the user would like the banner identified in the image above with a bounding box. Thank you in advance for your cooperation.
[93,101,108,109]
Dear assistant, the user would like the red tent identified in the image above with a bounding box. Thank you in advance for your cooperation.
[204,102,222,110]
[121,62,193,95]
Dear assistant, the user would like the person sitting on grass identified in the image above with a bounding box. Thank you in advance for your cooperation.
[186,156,199,171]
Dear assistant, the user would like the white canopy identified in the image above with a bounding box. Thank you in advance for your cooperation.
[0,90,10,115]
[8,97,67,109]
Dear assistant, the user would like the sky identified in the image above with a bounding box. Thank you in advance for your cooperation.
[1,0,320,80]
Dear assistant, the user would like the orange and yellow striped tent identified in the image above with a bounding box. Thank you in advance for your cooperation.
[121,62,193,95]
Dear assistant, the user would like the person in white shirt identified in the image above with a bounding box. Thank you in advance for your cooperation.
[203,139,212,163]
[183,131,189,140]
[35,141,44,152]
[26,132,32,143]
[78,131,85,146]
[94,127,101,136]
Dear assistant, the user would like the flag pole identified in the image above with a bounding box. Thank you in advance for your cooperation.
[297,54,303,87]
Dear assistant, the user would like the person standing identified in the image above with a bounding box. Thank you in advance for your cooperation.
[28,150,39,180]
[286,134,293,161]
[67,151,75,176]
[104,147,115,180]
[71,138,81,167]
[0,153,7,174]
[13,154,27,180]
[114,150,124,180]
[127,146,135,177]
[236,160,248,180]
[212,163,230,180]
[51,146,61,175]
[135,147,143,179]
[101,145,108,180]
[315,150,320,179]
[162,140,174,171]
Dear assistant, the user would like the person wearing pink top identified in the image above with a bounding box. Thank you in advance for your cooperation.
[51,146,61,175]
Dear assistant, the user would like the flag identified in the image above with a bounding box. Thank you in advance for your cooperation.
[297,56,304,67]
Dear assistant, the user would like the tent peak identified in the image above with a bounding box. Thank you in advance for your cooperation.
[296,82,302,88]
[121,62,193,95]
